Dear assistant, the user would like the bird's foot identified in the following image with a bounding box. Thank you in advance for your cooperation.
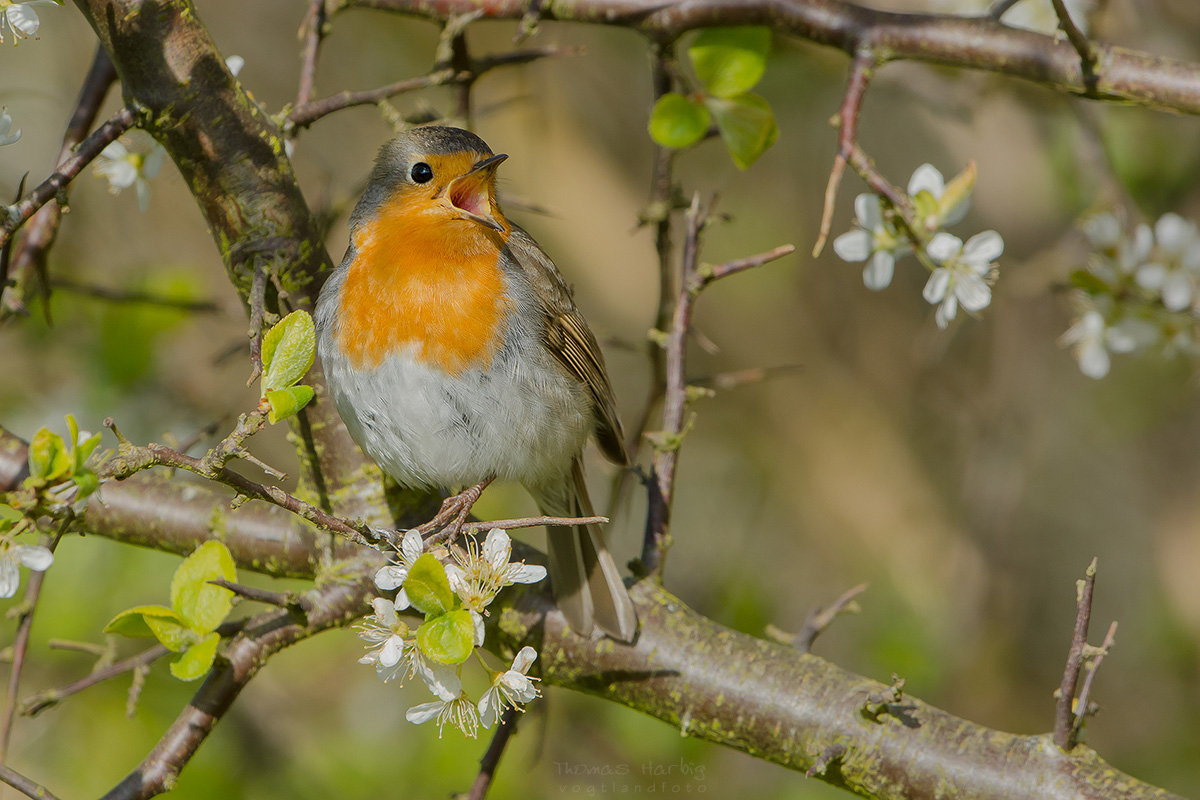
[417,476,495,545]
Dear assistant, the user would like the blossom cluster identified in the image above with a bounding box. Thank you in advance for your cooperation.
[1061,211,1200,379]
[358,528,546,738]
[833,163,1004,329]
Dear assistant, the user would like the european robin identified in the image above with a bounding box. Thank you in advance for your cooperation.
[315,126,637,641]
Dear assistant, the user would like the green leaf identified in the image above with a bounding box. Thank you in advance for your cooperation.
[266,385,315,425]
[649,93,711,150]
[689,27,771,98]
[261,310,316,395]
[170,540,237,633]
[0,504,22,530]
[403,553,456,616]
[28,428,71,483]
[1069,269,1111,295]
[707,93,779,170]
[105,605,186,642]
[416,610,475,665]
[73,468,100,502]
[170,631,219,681]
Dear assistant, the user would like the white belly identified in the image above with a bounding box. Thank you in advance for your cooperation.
[318,334,591,491]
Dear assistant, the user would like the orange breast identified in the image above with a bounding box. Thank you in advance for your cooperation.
[335,197,512,375]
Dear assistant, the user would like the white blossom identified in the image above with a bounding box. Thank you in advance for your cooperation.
[0,1,58,43]
[833,193,910,290]
[406,660,479,738]
[923,230,1003,328]
[94,132,165,213]
[0,537,53,599]
[444,528,547,614]
[1060,310,1156,379]
[1135,213,1200,312]
[478,646,540,729]
[356,597,414,684]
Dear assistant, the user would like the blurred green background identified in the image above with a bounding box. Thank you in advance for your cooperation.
[3,0,1200,798]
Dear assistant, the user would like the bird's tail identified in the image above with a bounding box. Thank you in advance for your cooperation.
[537,460,637,642]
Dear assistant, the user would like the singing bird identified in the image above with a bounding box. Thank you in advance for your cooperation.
[314,126,637,641]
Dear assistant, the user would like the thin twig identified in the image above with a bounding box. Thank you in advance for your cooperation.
[1054,557,1097,751]
[49,278,221,312]
[296,0,330,109]
[466,707,520,800]
[0,764,64,800]
[815,49,875,258]
[208,579,307,614]
[288,69,458,128]
[0,107,136,252]
[461,515,608,533]
[102,416,391,550]
[793,583,868,654]
[246,262,268,387]
[24,619,245,718]
[1070,620,1118,744]
[987,0,1024,19]
[0,531,62,762]
[1049,0,1097,89]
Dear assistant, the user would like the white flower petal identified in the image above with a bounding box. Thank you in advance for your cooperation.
[100,140,129,160]
[15,545,52,571]
[0,559,18,598]
[505,563,546,585]
[400,529,423,563]
[854,193,882,230]
[955,277,992,312]
[925,233,962,263]
[378,636,404,668]
[1130,224,1154,263]
[225,55,245,77]
[1083,213,1121,249]
[832,230,871,263]
[6,4,42,38]
[862,250,895,291]
[1161,272,1193,312]
[1135,263,1166,291]
[935,295,958,329]
[142,145,165,179]
[0,107,19,147]
[416,660,462,701]
[135,178,151,213]
[962,230,1004,263]
[923,269,950,304]
[472,610,486,646]
[907,163,944,198]
[1155,212,1193,253]
[1077,341,1111,379]
[477,688,499,728]
[511,646,537,674]
[98,158,138,190]
[370,597,398,626]
[393,587,411,611]
[374,564,407,591]
[481,528,511,569]
[406,700,446,725]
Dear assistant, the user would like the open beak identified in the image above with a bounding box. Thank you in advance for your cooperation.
[446,152,508,232]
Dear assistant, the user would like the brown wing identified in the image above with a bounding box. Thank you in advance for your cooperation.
[506,226,629,467]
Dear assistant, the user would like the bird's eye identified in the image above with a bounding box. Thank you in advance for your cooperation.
[410,162,433,184]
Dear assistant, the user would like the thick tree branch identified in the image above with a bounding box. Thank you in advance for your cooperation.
[346,0,1200,115]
